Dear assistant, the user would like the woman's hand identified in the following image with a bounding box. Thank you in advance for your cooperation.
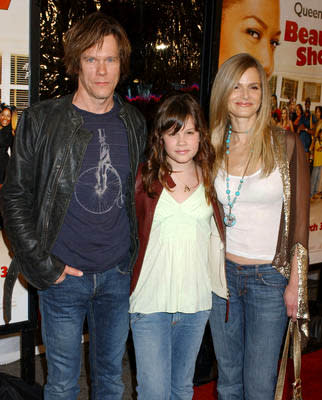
[284,281,298,321]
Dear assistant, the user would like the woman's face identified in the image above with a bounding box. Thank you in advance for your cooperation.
[296,105,302,116]
[281,108,287,120]
[227,67,262,123]
[219,0,281,77]
[0,109,12,127]
[315,107,321,121]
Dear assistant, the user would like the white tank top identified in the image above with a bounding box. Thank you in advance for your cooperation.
[215,168,283,261]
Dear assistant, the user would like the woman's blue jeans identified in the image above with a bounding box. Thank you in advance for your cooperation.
[130,310,210,399]
[38,259,131,400]
[209,260,288,400]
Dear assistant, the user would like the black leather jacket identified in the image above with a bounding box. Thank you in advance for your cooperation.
[0,93,146,320]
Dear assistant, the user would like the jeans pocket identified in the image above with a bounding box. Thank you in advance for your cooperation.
[258,269,287,288]
[130,312,145,325]
[116,265,131,275]
[116,253,131,275]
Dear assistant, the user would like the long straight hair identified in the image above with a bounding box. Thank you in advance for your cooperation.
[209,53,275,176]
[142,92,216,204]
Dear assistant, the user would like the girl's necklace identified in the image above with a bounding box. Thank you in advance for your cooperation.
[224,125,252,227]
[174,163,200,192]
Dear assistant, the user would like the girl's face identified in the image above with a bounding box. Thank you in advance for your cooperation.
[162,116,200,168]
[281,109,287,120]
[315,108,321,121]
[0,109,12,127]
[219,0,281,77]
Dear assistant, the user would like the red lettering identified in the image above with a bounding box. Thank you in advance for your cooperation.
[0,266,8,278]
[299,27,308,44]
[284,20,298,42]
[296,47,322,66]
[309,30,318,46]
[307,46,317,65]
[320,222,322,230]
[284,20,322,46]
[296,47,307,66]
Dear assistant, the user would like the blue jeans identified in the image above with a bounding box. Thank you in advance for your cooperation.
[130,310,210,399]
[209,260,288,400]
[311,166,322,197]
[299,130,312,153]
[38,257,131,400]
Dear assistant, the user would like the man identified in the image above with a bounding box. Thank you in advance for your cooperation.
[298,97,316,157]
[1,12,146,400]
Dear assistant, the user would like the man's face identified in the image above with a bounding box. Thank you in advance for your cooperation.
[305,100,311,113]
[78,35,120,109]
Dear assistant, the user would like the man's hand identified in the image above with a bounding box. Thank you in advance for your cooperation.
[54,265,83,284]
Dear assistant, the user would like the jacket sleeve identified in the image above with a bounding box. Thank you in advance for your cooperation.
[0,108,65,290]
[138,111,147,163]
[287,132,310,330]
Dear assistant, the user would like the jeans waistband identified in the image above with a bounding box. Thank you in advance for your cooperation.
[226,258,274,274]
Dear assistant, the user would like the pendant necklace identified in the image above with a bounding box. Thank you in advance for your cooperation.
[175,163,200,192]
[224,125,252,227]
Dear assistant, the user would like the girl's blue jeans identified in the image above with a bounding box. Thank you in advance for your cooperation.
[130,310,210,399]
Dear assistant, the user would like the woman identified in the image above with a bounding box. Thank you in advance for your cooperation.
[209,53,309,400]
[314,106,322,125]
[277,106,294,132]
[219,0,281,77]
[288,97,297,122]
[310,120,322,199]
[271,94,281,124]
[293,103,303,134]
[0,105,16,184]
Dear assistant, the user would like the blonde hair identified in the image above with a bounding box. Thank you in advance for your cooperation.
[209,53,275,176]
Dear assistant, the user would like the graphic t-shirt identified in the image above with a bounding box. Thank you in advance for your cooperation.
[52,102,131,272]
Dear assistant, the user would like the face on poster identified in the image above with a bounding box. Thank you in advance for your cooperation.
[0,0,29,325]
[218,0,281,78]
[218,0,322,80]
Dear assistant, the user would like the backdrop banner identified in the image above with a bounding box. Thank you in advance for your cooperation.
[0,0,30,364]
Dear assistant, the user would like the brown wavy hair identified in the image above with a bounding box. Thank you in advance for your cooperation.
[142,92,216,204]
[63,12,131,81]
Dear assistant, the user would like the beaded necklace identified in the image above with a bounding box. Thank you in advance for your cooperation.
[224,125,252,227]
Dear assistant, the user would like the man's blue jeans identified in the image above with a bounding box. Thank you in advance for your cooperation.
[130,310,210,399]
[209,260,288,400]
[38,258,131,400]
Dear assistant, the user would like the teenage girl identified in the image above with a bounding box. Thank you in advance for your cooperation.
[129,93,224,399]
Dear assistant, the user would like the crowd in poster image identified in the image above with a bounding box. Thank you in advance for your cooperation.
[271,96,322,200]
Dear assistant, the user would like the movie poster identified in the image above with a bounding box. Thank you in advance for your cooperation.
[217,0,322,264]
[0,0,29,327]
